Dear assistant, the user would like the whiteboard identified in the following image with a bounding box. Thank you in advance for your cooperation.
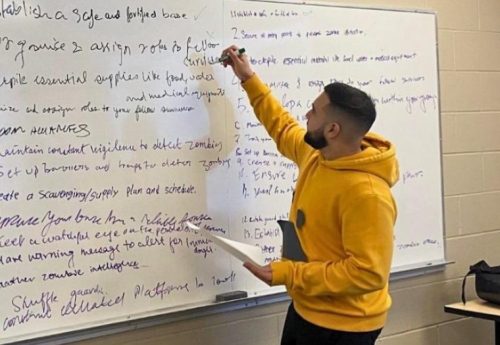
[0,0,443,342]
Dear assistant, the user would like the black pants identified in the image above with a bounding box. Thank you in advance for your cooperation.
[281,304,382,345]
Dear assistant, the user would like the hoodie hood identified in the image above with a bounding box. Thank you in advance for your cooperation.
[320,132,399,187]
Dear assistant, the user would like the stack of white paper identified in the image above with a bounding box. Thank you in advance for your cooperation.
[185,221,265,266]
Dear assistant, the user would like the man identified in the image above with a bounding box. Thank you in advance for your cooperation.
[222,45,399,345]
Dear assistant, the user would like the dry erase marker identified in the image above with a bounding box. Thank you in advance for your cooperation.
[218,48,246,63]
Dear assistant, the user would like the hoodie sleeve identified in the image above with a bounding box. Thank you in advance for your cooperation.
[270,194,395,296]
[242,74,310,165]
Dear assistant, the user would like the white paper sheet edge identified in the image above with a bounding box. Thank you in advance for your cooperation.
[186,221,265,266]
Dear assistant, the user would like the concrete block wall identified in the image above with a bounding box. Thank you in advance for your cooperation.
[73,1,500,344]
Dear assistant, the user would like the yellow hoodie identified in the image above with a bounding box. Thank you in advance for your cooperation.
[242,74,399,332]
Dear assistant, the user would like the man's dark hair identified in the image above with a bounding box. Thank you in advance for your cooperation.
[324,82,376,134]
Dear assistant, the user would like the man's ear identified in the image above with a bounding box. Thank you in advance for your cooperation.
[325,121,341,140]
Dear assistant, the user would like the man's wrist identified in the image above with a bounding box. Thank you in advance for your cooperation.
[240,71,255,83]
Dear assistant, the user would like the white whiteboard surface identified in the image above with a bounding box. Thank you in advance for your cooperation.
[0,0,443,342]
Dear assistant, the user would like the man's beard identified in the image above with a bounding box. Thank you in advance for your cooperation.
[304,127,327,149]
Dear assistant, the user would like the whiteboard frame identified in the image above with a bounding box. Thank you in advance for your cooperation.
[1,2,446,344]
[240,0,437,15]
